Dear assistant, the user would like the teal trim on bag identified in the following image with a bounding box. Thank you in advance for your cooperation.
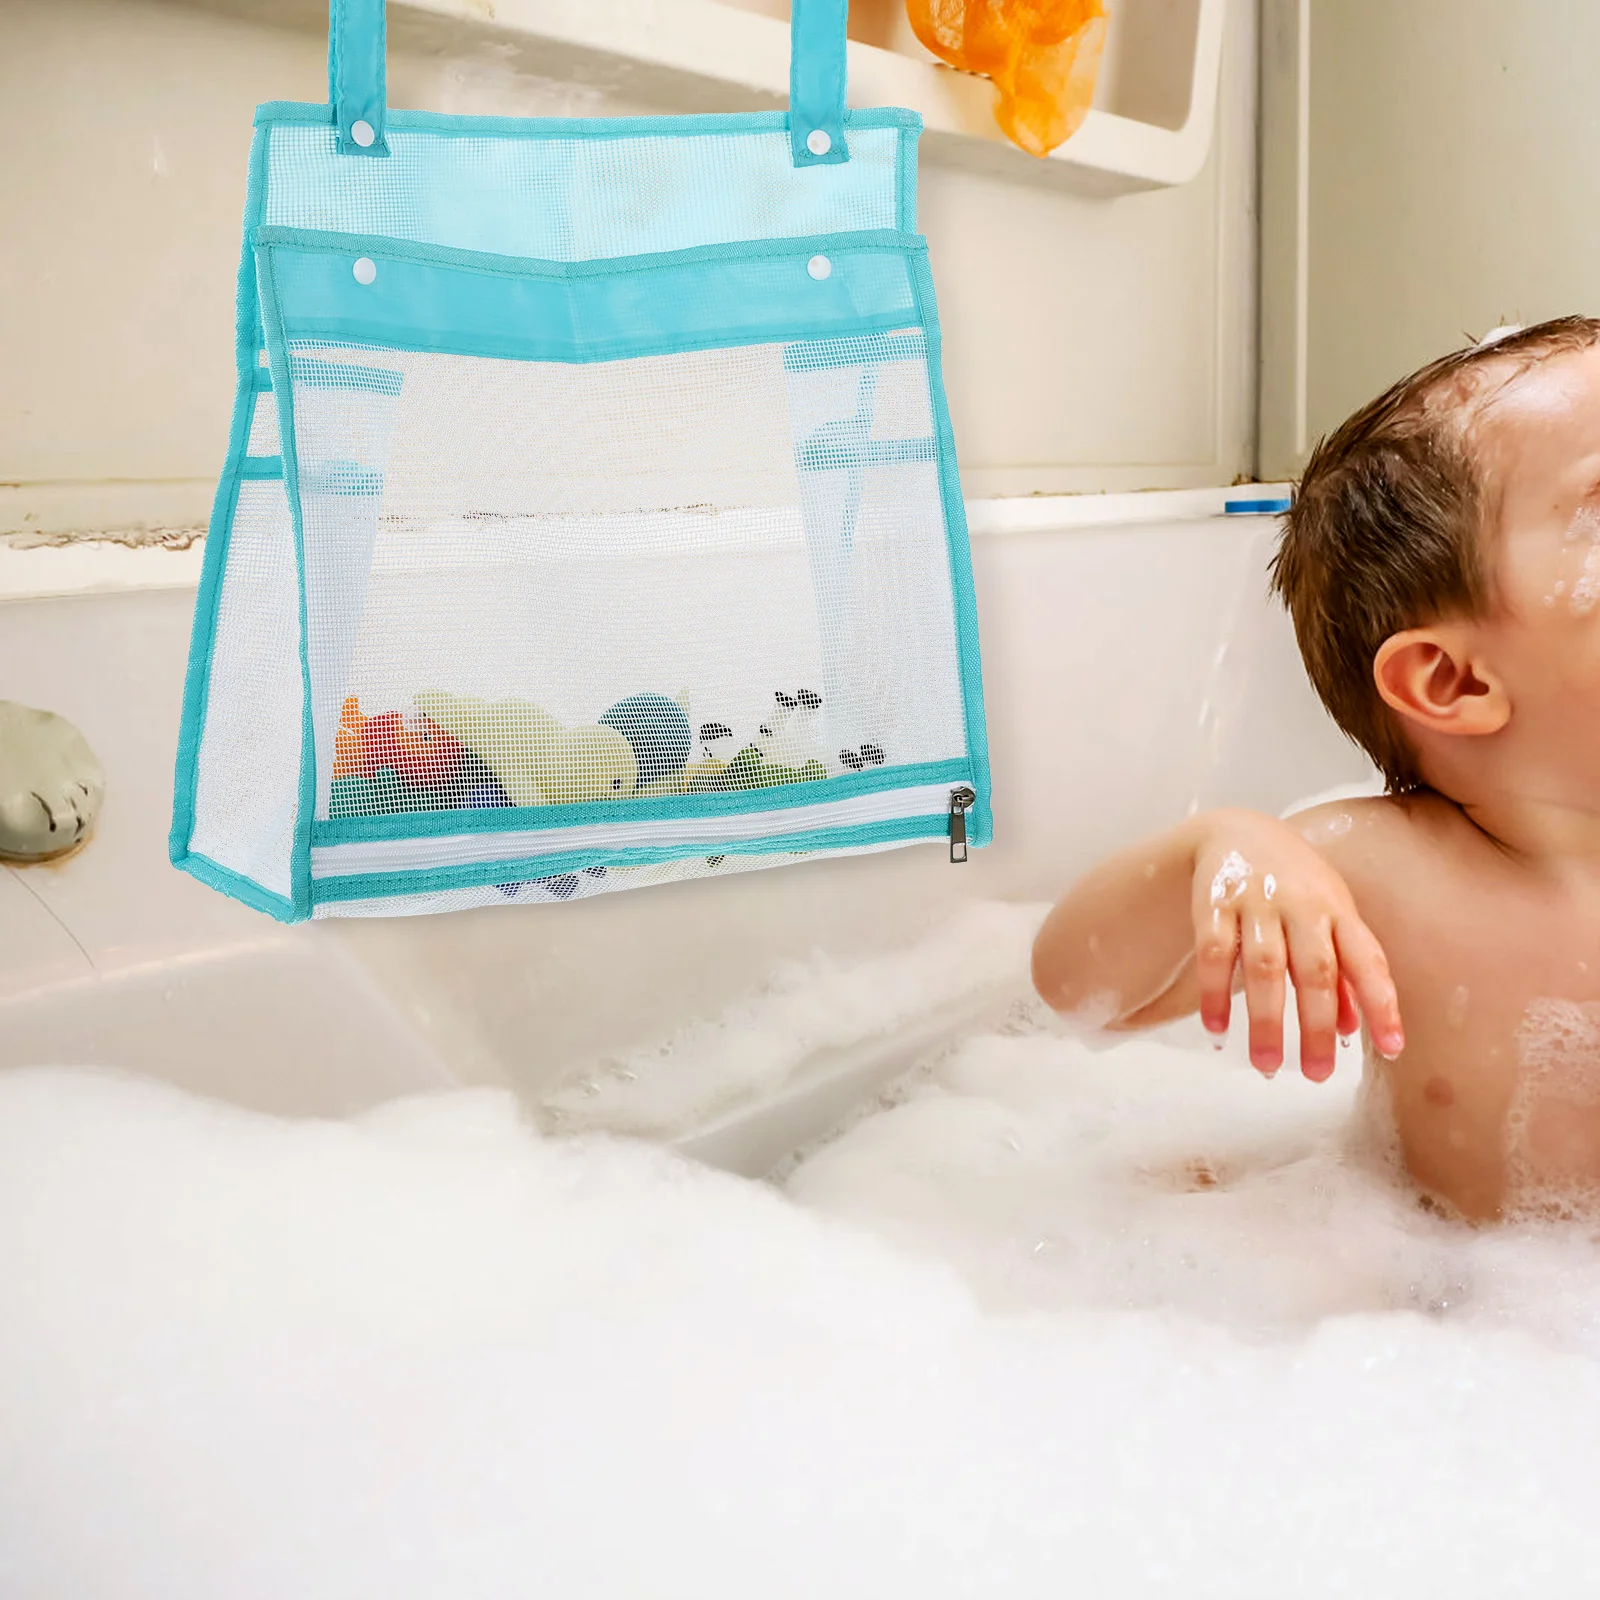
[170,120,275,868]
[310,757,974,845]
[239,456,283,479]
[896,110,920,231]
[250,365,274,391]
[908,248,994,851]
[168,382,251,867]
[257,226,921,279]
[257,228,926,366]
[790,0,849,167]
[175,850,300,923]
[255,100,920,143]
[255,247,320,918]
[289,353,404,394]
[328,0,389,157]
[312,813,952,906]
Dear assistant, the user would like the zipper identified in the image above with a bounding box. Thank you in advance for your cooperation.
[948,786,976,863]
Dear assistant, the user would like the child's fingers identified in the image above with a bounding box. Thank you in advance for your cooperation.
[1240,911,1287,1075]
[1193,904,1239,1036]
[1332,916,1405,1059]
[1285,915,1339,1082]
[1335,974,1361,1039]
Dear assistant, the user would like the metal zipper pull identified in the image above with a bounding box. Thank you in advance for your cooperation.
[948,786,976,863]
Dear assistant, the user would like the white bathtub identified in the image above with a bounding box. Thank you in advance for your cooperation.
[0,494,1367,1160]
[34,499,1590,1600]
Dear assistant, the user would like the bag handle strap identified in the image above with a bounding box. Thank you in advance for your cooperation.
[328,0,849,168]
[790,0,850,167]
[329,0,389,156]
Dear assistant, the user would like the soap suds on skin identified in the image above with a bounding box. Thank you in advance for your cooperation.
[1209,850,1252,907]
[1505,998,1600,1219]
[1565,504,1600,616]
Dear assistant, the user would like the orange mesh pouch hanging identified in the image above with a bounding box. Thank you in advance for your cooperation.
[907,0,1107,158]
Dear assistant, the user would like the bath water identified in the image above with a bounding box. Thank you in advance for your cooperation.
[3,915,1600,1595]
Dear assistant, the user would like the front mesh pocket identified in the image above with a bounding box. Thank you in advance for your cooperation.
[283,332,968,828]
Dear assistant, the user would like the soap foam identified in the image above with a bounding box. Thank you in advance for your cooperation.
[5,1009,1600,1592]
[1504,998,1600,1220]
[789,1023,1451,1330]
[541,901,1041,1137]
[1565,504,1600,616]
[1207,848,1252,906]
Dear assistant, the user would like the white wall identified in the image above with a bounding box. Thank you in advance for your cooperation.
[0,0,1259,536]
[1259,0,1600,474]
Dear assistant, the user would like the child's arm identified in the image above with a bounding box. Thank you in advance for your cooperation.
[1030,808,1404,1081]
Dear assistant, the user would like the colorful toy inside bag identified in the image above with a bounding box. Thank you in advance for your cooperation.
[324,687,861,822]
[906,0,1107,157]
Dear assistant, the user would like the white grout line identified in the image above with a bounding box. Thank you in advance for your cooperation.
[0,486,1295,602]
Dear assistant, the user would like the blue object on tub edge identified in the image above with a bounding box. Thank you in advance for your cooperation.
[1224,493,1293,515]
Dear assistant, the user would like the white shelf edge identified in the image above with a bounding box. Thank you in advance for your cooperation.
[195,0,1226,195]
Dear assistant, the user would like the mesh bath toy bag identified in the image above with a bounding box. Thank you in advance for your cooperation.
[170,0,992,921]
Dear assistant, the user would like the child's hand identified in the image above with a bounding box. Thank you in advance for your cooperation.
[1191,813,1403,1081]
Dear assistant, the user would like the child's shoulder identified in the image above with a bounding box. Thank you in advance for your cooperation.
[1287,785,1475,871]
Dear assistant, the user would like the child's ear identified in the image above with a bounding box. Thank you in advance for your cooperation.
[1373,627,1510,736]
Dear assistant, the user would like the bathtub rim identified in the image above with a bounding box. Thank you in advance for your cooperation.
[0,486,1295,602]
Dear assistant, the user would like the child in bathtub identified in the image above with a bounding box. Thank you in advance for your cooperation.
[1032,316,1600,1222]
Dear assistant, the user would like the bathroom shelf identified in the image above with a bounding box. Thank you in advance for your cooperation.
[184,0,1226,196]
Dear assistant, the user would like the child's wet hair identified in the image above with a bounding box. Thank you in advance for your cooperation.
[1271,315,1600,792]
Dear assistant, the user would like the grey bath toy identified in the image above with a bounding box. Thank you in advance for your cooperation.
[0,701,105,862]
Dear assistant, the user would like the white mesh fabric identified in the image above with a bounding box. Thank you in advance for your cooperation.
[244,390,280,457]
[285,357,406,816]
[187,480,304,898]
[782,350,960,761]
[279,333,966,834]
[264,123,903,260]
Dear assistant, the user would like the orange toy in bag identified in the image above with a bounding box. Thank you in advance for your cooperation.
[906,0,1107,158]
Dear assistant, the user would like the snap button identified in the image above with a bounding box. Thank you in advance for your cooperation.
[806,128,832,156]
[352,257,377,285]
[350,119,376,148]
[807,255,832,281]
